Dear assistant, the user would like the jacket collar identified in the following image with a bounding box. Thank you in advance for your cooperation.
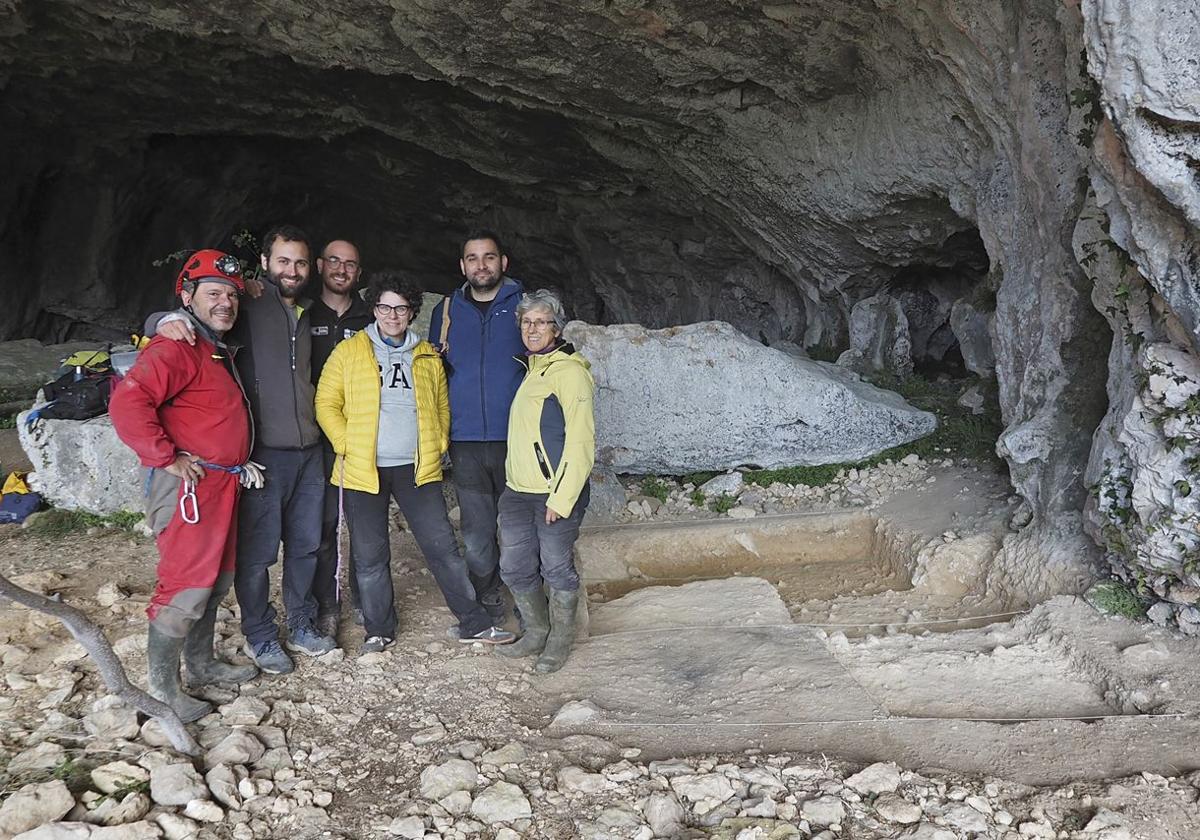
[455,276,522,306]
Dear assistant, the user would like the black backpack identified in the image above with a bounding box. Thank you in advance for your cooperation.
[25,350,115,426]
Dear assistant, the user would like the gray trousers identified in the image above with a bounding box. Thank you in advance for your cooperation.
[497,484,590,593]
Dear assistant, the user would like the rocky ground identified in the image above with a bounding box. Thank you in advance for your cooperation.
[1,458,1199,839]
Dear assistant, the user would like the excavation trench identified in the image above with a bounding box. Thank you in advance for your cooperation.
[516,472,1200,784]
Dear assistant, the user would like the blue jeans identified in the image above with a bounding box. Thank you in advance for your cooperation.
[234,445,324,646]
[497,484,590,593]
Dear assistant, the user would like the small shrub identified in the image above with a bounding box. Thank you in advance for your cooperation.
[745,464,842,488]
[710,493,738,514]
[689,489,706,507]
[681,471,719,488]
[24,508,143,538]
[0,413,16,430]
[639,476,671,504]
[1085,580,1147,620]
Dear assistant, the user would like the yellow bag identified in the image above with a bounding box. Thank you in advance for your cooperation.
[2,471,31,495]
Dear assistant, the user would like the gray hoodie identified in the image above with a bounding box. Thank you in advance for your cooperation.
[367,323,419,467]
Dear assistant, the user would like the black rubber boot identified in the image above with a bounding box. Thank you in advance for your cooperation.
[184,603,259,687]
[496,589,549,659]
[534,588,579,674]
[147,625,212,723]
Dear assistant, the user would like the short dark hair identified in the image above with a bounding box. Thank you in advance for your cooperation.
[462,228,504,257]
[366,271,424,318]
[320,238,359,258]
[260,224,311,259]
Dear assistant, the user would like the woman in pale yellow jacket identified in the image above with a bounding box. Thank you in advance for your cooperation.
[315,273,515,653]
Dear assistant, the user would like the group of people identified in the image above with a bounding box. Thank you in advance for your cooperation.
[108,227,596,723]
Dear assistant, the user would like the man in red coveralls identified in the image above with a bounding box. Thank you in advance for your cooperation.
[110,250,262,721]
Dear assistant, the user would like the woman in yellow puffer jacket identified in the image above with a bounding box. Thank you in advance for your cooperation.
[315,273,514,654]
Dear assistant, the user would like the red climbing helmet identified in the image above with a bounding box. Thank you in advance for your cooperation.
[175,249,246,296]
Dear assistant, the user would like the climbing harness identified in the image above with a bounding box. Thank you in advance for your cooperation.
[146,457,266,525]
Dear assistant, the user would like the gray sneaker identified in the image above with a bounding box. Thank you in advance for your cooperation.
[242,640,294,675]
[316,611,339,639]
[359,635,394,654]
[459,626,517,645]
[285,625,336,657]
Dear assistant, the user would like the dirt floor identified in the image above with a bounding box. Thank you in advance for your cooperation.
[2,463,1200,838]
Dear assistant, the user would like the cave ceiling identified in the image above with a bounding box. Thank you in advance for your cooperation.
[0,0,993,344]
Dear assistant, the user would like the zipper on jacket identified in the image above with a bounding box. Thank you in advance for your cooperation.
[533,442,552,481]
[554,463,567,493]
[479,308,489,439]
[412,354,421,486]
[280,296,303,445]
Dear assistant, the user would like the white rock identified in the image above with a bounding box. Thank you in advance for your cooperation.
[469,782,532,824]
[7,742,68,775]
[183,799,224,823]
[90,821,162,840]
[149,763,209,807]
[205,764,243,810]
[91,761,150,794]
[94,582,127,607]
[411,723,447,745]
[438,790,473,816]
[419,759,478,801]
[155,812,200,840]
[82,697,139,740]
[0,781,76,836]
[943,802,990,833]
[204,730,265,768]
[83,791,151,827]
[549,699,602,728]
[800,795,846,826]
[563,321,935,472]
[727,505,757,519]
[387,815,426,838]
[907,825,957,840]
[557,766,607,794]
[219,696,270,726]
[1018,822,1056,838]
[845,761,902,795]
[642,792,686,836]
[699,472,744,496]
[480,743,527,765]
[874,793,922,824]
[18,412,143,514]
[670,774,734,803]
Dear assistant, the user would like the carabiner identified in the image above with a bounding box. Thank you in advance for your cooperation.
[179,481,200,524]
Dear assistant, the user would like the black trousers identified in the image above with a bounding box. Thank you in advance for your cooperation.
[343,464,491,639]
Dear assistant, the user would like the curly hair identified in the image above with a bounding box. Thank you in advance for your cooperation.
[365,271,424,318]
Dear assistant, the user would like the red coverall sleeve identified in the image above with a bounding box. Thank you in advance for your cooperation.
[108,339,198,469]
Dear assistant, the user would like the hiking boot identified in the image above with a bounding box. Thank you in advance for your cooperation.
[242,640,295,675]
[184,603,258,687]
[480,591,508,625]
[359,635,394,654]
[535,588,579,674]
[497,589,550,659]
[459,626,516,645]
[147,625,213,723]
[316,611,339,639]
[286,624,337,657]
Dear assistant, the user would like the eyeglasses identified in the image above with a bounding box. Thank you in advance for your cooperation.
[520,318,555,331]
[374,303,413,317]
[324,255,360,272]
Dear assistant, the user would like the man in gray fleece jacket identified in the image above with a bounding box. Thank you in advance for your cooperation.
[151,225,335,675]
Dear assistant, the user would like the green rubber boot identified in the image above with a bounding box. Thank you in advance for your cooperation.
[147,625,212,723]
[184,602,259,687]
[496,589,550,658]
[535,588,579,674]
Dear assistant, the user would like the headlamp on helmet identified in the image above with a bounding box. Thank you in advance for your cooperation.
[175,249,246,296]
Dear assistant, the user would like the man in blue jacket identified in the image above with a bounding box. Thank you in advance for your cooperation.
[429,231,527,631]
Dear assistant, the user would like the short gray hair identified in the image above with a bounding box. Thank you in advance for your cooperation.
[516,289,568,332]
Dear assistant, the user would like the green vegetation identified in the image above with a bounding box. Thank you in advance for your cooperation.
[639,476,672,504]
[1086,580,1147,620]
[0,413,16,430]
[681,470,719,488]
[689,489,706,508]
[23,508,144,538]
[739,373,1004,488]
[710,493,738,514]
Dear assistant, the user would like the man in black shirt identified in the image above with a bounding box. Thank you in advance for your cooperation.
[307,239,372,637]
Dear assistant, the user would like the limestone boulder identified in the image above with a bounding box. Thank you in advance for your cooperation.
[837,293,913,378]
[565,320,935,474]
[17,410,143,515]
[949,298,995,376]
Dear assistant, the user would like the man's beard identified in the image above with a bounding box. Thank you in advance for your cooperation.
[269,266,307,300]
[467,269,501,294]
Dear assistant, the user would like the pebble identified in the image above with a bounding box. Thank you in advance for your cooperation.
[82,696,139,740]
[558,766,607,794]
[149,763,209,807]
[90,761,150,794]
[205,730,266,768]
[469,781,532,823]
[419,758,479,800]
[549,699,602,727]
[643,793,686,835]
[801,795,846,826]
[411,723,447,745]
[874,792,922,824]
[220,695,271,726]
[388,815,426,838]
[845,761,902,795]
[156,812,201,839]
[184,798,225,822]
